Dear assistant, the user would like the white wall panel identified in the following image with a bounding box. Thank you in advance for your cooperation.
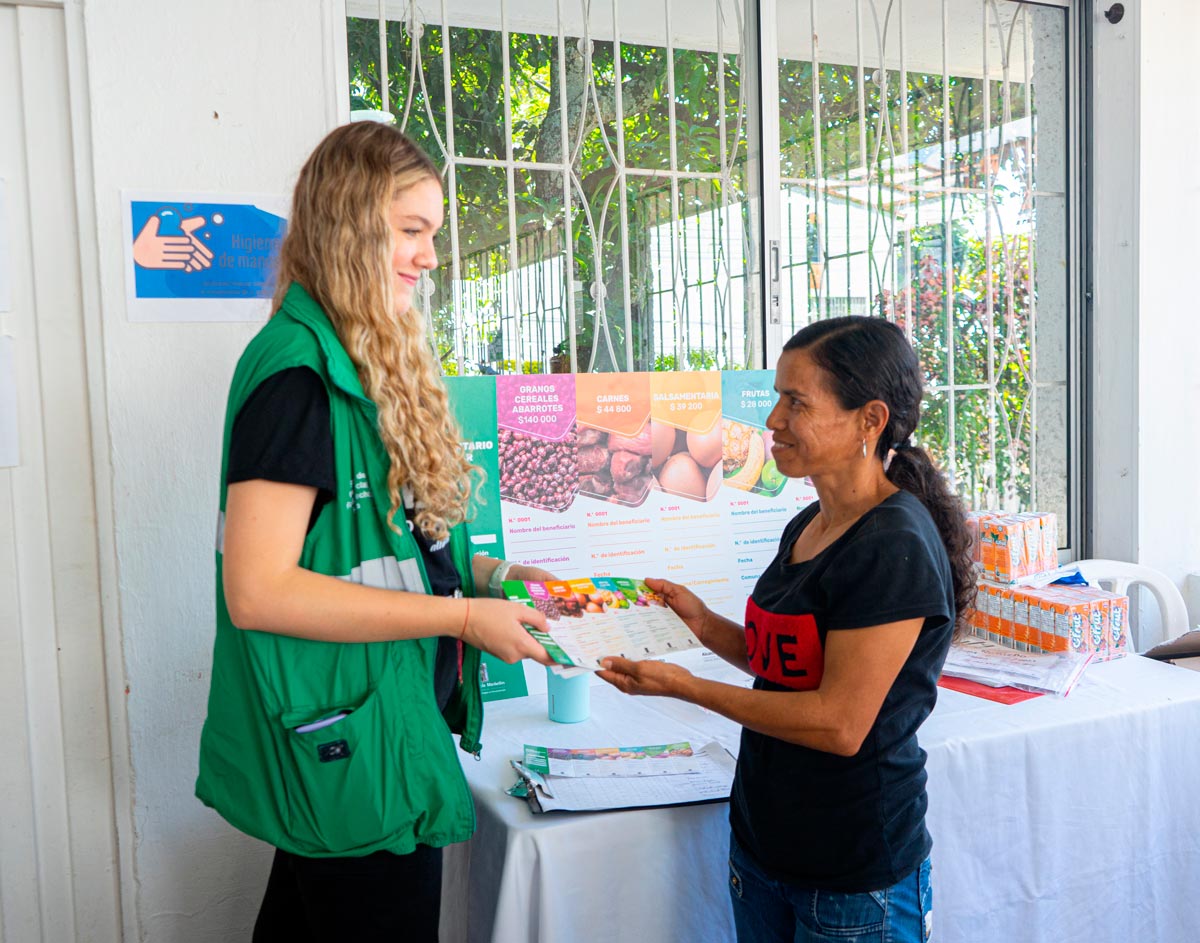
[0,4,121,942]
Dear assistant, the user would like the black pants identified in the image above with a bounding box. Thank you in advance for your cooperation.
[252,844,442,943]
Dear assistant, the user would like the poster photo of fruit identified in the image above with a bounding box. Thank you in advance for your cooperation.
[574,373,657,507]
[722,420,785,496]
[496,375,579,513]
[648,371,724,503]
[721,371,786,497]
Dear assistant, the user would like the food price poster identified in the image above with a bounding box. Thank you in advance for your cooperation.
[447,371,816,700]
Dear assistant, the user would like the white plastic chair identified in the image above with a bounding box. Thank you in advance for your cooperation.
[1072,559,1191,652]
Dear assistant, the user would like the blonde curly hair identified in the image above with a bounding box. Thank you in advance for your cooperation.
[272,122,474,542]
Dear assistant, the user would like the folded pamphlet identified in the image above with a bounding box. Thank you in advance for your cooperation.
[508,740,736,813]
[505,576,701,670]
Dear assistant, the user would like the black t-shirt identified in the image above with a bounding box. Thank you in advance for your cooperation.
[731,489,955,892]
[226,366,462,710]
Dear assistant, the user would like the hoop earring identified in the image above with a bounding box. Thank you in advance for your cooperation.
[862,439,868,459]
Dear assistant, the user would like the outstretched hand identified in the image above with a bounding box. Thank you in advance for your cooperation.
[462,597,555,666]
[643,577,710,643]
[597,655,695,699]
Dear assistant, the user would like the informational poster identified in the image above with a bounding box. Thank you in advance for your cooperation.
[447,371,816,700]
[121,190,288,322]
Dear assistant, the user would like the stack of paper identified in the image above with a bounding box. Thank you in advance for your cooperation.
[508,740,735,813]
[942,637,1092,697]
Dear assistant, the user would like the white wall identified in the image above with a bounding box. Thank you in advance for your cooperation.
[79,1,346,938]
[1133,3,1200,621]
[1092,0,1200,634]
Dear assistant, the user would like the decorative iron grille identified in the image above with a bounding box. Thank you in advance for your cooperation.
[345,0,1076,538]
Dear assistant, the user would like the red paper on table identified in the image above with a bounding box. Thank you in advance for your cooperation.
[937,675,1043,704]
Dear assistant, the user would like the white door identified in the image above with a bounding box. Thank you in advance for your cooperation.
[0,3,124,941]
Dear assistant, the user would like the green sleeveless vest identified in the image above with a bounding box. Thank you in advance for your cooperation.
[196,282,484,857]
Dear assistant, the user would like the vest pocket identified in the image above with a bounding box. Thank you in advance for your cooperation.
[279,670,421,854]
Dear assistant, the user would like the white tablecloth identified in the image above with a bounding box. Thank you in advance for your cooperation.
[441,656,1200,943]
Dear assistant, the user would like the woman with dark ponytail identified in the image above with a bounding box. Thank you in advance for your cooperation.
[600,315,971,943]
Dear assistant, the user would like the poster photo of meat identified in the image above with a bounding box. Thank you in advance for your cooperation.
[496,374,579,512]
[573,373,656,507]
[647,371,724,503]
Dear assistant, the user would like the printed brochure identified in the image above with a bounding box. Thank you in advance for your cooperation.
[508,740,735,813]
[505,576,702,669]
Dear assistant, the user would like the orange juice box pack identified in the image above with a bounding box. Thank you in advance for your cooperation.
[1107,592,1130,653]
[1010,588,1035,651]
[964,593,985,637]
[983,584,1005,643]
[1029,587,1069,652]
[966,511,1004,566]
[970,582,1128,658]
[978,512,1058,582]
[1041,585,1127,658]
[1073,586,1130,659]
[979,517,1021,582]
[1052,591,1088,654]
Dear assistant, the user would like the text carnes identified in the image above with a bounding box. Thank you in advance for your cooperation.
[744,598,823,690]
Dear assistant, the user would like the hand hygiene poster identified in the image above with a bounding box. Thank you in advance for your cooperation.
[122,190,288,322]
[446,371,816,700]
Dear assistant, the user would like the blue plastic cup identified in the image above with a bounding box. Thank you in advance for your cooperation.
[546,667,590,723]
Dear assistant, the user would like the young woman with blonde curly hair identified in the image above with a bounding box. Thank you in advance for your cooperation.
[196,122,554,942]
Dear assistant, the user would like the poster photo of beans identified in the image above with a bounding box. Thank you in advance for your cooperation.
[496,375,578,513]
[573,373,656,507]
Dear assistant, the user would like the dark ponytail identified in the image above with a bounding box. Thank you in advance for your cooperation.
[783,317,976,633]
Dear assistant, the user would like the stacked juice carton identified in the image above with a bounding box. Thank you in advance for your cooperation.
[965,511,1129,659]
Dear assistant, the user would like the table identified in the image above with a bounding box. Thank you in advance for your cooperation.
[440,656,1200,943]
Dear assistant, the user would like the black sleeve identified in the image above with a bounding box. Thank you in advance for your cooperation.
[818,522,952,631]
[227,367,336,531]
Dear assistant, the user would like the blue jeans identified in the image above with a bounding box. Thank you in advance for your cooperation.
[728,834,933,943]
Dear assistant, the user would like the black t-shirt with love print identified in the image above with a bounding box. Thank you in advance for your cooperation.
[730,490,955,893]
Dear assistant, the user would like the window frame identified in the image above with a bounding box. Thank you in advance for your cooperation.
[343,0,1087,560]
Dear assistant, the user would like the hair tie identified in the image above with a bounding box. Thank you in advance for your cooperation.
[891,438,913,452]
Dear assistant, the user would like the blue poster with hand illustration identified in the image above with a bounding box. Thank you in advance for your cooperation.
[122,190,289,322]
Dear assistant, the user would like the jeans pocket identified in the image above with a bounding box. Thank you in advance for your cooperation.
[919,858,933,940]
[812,887,887,938]
[728,856,745,901]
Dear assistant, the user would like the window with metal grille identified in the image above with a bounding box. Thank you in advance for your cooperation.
[344,0,1081,555]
